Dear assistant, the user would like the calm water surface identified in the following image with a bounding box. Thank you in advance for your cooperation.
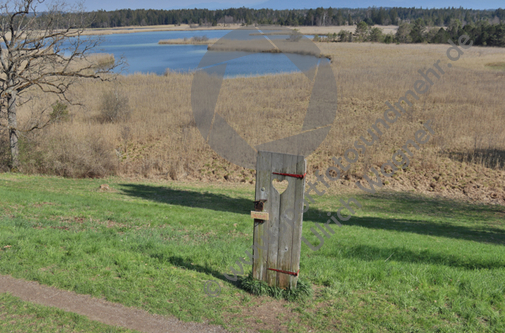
[93,30,320,77]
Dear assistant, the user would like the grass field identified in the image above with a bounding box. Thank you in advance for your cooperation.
[0,174,503,332]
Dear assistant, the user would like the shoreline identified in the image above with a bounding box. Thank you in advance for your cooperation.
[81,23,242,36]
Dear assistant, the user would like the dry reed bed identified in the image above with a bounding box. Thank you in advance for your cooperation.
[295,25,399,35]
[208,38,325,57]
[81,23,243,36]
[158,38,218,45]
[14,42,505,203]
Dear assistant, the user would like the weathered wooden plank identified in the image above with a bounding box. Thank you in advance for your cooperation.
[266,152,283,286]
[276,153,298,289]
[289,157,306,289]
[252,151,271,281]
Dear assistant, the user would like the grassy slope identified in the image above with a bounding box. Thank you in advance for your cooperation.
[0,293,135,332]
[0,174,504,332]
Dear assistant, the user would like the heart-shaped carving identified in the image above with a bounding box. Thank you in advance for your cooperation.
[272,179,289,194]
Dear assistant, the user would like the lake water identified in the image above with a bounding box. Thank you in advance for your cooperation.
[92,30,322,78]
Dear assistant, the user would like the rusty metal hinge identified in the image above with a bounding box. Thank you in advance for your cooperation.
[267,268,300,276]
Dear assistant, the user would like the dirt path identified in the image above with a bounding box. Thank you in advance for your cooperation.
[0,274,230,333]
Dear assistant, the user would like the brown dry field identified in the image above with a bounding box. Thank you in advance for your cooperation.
[15,42,505,205]
[296,25,398,35]
[82,24,397,36]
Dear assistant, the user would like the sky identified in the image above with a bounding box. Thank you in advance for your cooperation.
[79,0,503,11]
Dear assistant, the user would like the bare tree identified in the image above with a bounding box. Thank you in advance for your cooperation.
[0,0,120,170]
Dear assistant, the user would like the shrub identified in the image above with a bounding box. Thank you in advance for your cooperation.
[355,21,370,41]
[383,33,395,44]
[98,88,131,123]
[288,29,303,42]
[338,30,352,42]
[369,27,384,42]
[40,128,117,178]
[192,35,209,42]
[49,101,70,123]
[396,22,412,43]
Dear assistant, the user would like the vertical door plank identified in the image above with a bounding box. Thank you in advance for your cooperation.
[289,157,306,289]
[253,151,271,281]
[276,154,298,289]
[266,153,283,286]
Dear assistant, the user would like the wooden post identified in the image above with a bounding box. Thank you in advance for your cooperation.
[252,151,306,289]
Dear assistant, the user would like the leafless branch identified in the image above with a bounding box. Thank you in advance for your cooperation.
[0,0,123,135]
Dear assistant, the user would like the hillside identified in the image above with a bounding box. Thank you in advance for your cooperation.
[5,41,505,205]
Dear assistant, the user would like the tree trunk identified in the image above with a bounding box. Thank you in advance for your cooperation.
[7,91,19,171]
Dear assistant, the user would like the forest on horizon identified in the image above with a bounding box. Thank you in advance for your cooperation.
[83,7,504,27]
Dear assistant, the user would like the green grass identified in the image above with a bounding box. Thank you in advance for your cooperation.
[0,293,136,332]
[0,174,504,332]
[240,272,313,301]
[485,62,505,71]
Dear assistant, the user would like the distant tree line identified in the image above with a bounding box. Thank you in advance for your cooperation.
[32,7,504,47]
[65,7,504,28]
[320,19,505,47]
